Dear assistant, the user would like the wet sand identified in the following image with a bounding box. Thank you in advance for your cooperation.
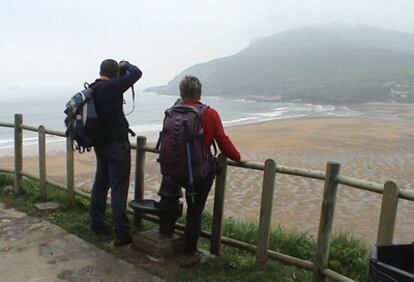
[1,103,413,243]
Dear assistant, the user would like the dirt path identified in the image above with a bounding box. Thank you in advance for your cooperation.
[0,203,163,282]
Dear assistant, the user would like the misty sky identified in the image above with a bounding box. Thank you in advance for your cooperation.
[2,0,414,90]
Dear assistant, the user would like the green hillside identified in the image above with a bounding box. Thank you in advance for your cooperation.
[146,24,414,103]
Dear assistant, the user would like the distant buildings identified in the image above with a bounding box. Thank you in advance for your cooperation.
[389,82,414,101]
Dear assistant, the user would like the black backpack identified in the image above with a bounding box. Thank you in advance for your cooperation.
[64,81,105,153]
[157,103,215,186]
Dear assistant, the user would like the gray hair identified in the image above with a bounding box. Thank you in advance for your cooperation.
[179,75,202,100]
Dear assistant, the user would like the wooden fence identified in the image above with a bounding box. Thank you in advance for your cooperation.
[1,113,414,282]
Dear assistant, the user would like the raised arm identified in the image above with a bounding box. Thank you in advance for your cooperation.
[206,108,241,162]
[117,62,143,93]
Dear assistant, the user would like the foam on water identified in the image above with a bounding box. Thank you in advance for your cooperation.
[0,88,359,151]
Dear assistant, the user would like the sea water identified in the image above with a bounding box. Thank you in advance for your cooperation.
[0,86,359,154]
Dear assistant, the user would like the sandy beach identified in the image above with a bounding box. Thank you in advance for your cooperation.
[1,103,413,244]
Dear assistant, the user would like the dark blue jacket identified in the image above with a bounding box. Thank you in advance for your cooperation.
[93,63,142,142]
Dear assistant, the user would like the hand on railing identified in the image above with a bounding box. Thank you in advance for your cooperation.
[238,155,247,164]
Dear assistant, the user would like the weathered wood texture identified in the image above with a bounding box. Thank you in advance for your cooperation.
[38,125,47,198]
[134,136,147,227]
[313,162,340,282]
[256,159,276,269]
[66,136,74,203]
[210,154,228,255]
[377,181,400,245]
[14,114,23,194]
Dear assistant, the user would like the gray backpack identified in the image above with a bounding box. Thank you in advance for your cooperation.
[64,81,105,153]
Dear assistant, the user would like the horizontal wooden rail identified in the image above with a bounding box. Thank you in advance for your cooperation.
[3,126,414,200]
[0,122,14,128]
[137,143,414,202]
[336,175,383,193]
[323,269,355,282]
[336,175,414,201]
[140,144,325,180]
[142,145,160,154]
[215,233,314,270]
[1,122,66,137]
[276,165,325,180]
[228,160,265,171]
[20,171,40,180]
[0,168,15,174]
[399,189,414,201]
[48,181,90,199]
[21,124,39,133]
[140,144,325,179]
[268,249,314,271]
[44,129,65,137]
[138,208,315,270]
[224,235,314,270]
[17,170,91,199]
[2,122,412,202]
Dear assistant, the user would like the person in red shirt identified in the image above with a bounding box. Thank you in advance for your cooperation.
[182,99,241,162]
[158,75,245,268]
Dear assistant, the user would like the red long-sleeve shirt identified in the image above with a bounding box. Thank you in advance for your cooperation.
[183,99,241,161]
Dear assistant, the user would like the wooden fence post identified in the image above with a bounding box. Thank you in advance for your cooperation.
[256,159,276,270]
[66,136,74,204]
[377,181,399,245]
[210,154,228,255]
[14,114,23,194]
[313,162,340,282]
[134,136,146,228]
[38,125,47,198]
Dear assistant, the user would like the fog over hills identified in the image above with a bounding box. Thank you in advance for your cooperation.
[146,24,414,103]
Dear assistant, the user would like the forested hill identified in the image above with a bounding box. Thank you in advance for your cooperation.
[146,24,414,103]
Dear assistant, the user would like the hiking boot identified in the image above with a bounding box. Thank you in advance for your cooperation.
[90,223,112,236]
[113,232,132,246]
[179,252,202,268]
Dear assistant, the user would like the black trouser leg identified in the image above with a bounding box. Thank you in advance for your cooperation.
[107,141,131,235]
[184,174,215,254]
[90,146,110,228]
[158,197,181,235]
[90,140,131,235]
[158,176,183,235]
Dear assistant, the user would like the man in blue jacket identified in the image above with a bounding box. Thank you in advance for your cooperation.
[89,59,142,246]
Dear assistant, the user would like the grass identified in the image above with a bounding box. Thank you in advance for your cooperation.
[0,173,369,281]
[197,216,368,281]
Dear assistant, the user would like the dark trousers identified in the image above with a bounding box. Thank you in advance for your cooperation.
[158,174,215,254]
[183,173,215,254]
[90,140,131,234]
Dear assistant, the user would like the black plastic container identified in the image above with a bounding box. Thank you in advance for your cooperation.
[368,244,414,281]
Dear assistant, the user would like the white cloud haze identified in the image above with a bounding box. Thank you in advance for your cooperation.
[2,0,414,90]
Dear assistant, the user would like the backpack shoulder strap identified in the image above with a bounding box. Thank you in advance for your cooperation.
[156,105,175,150]
[198,103,209,120]
[197,104,218,156]
[88,80,106,94]
[212,139,218,157]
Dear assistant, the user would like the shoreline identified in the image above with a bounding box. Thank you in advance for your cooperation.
[0,102,365,156]
[2,100,409,156]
